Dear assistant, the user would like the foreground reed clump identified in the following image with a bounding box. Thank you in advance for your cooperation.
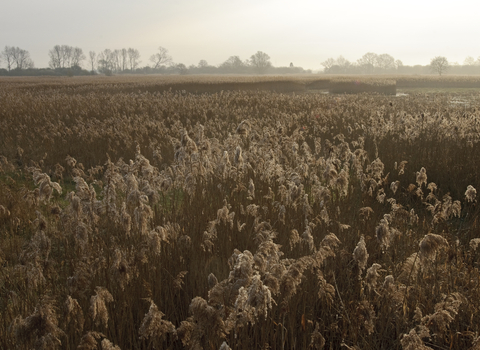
[1,76,480,349]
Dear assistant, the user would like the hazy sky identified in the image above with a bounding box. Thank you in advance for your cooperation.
[1,0,479,70]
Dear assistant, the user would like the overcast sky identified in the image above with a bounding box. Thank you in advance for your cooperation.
[1,0,479,70]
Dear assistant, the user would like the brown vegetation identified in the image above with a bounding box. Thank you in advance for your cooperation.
[1,76,480,349]
[328,79,396,95]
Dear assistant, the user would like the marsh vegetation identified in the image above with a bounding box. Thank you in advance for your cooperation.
[1,76,479,349]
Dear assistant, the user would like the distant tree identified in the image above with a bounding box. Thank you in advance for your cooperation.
[430,56,449,75]
[198,59,209,68]
[360,52,378,65]
[49,45,83,68]
[150,46,172,69]
[48,45,63,68]
[357,52,378,73]
[97,49,114,74]
[89,51,96,72]
[395,59,403,69]
[176,63,188,75]
[376,53,395,71]
[290,62,294,67]
[120,48,128,71]
[2,46,15,71]
[71,47,85,68]
[112,50,121,72]
[249,51,271,74]
[321,57,336,72]
[194,59,215,73]
[322,56,356,74]
[127,48,141,71]
[220,56,246,72]
[5,46,34,70]
[62,45,73,67]
[464,56,475,66]
[335,56,351,73]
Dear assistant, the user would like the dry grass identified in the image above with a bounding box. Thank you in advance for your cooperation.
[328,79,396,95]
[1,76,480,349]
[3,74,480,95]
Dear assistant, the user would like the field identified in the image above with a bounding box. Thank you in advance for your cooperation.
[1,75,480,350]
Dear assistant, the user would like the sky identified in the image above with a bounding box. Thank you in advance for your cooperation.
[1,0,480,71]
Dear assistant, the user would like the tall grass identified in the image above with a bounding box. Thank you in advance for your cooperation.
[0,76,479,349]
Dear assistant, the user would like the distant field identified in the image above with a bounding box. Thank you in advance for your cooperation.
[1,76,480,349]
[397,86,480,94]
[4,74,480,94]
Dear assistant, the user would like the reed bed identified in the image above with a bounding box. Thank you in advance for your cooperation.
[328,79,396,95]
[1,76,480,349]
[395,75,480,89]
[3,74,480,96]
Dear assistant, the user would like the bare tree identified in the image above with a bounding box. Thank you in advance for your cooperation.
[220,56,246,71]
[49,45,83,68]
[321,57,336,72]
[89,51,97,72]
[98,49,114,74]
[97,51,105,71]
[430,56,449,75]
[71,47,85,68]
[249,51,271,74]
[176,63,188,75]
[48,45,63,68]
[464,56,475,66]
[5,46,34,70]
[376,53,395,71]
[2,46,15,71]
[62,45,73,67]
[335,55,351,73]
[127,48,141,71]
[198,59,209,68]
[111,50,119,72]
[120,49,128,71]
[357,52,378,73]
[150,47,172,69]
[111,50,120,72]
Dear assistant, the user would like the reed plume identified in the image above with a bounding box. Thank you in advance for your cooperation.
[353,235,369,276]
[419,233,448,261]
[90,287,114,328]
[139,299,176,344]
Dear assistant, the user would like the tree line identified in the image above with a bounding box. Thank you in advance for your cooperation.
[2,44,480,76]
[0,45,310,76]
[322,53,480,75]
[0,46,35,71]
